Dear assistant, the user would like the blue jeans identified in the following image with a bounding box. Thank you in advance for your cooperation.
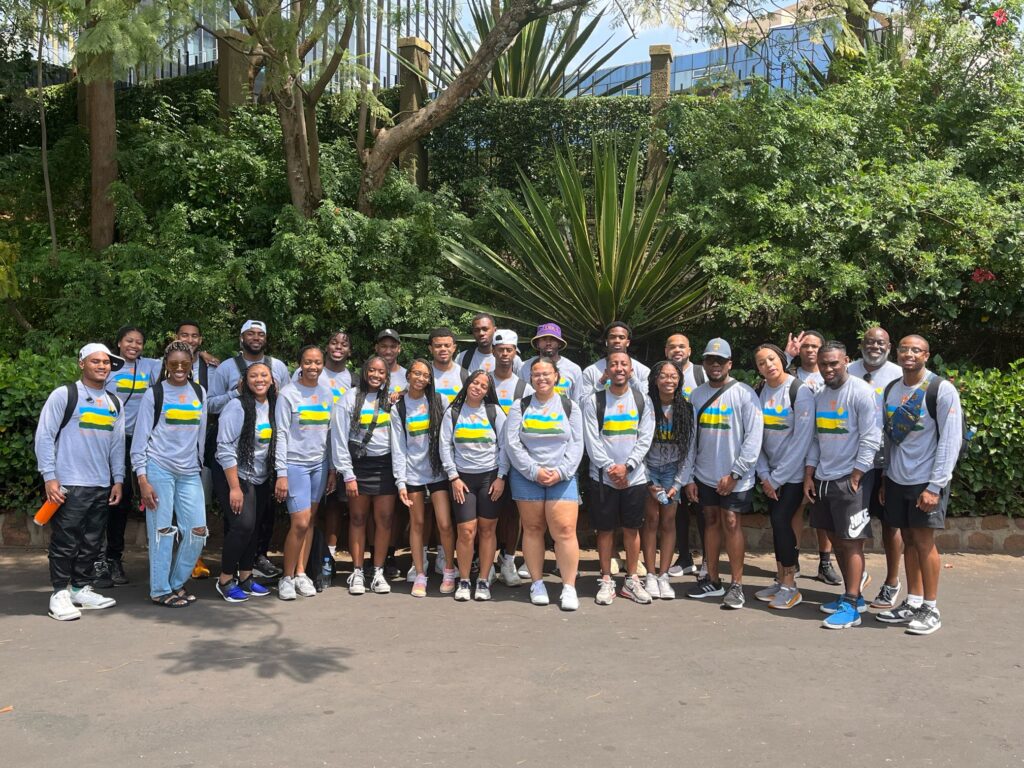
[145,462,207,598]
[509,468,579,503]
[646,462,679,503]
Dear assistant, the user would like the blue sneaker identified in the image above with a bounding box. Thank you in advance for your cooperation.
[822,598,862,630]
[239,577,270,597]
[216,579,249,603]
[820,595,866,615]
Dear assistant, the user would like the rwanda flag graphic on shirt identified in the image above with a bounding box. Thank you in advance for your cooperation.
[554,376,572,398]
[816,402,849,434]
[111,366,152,396]
[406,405,430,438]
[454,414,494,444]
[359,403,391,428]
[257,422,273,444]
[763,399,790,431]
[79,397,118,431]
[164,395,202,426]
[523,409,565,436]
[655,405,673,442]
[297,398,331,427]
[602,402,639,437]
[699,404,732,430]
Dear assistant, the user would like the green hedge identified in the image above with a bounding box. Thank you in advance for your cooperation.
[2,351,1021,518]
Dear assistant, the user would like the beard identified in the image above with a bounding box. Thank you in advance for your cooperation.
[242,340,265,356]
[863,349,888,367]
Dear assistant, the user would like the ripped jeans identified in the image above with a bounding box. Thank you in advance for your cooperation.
[145,463,208,598]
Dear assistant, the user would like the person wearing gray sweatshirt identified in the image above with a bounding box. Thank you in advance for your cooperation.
[878,335,964,636]
[681,339,763,610]
[131,342,209,607]
[438,370,509,602]
[274,346,335,601]
[579,321,651,396]
[506,356,585,610]
[35,343,126,620]
[802,341,882,630]
[582,351,656,606]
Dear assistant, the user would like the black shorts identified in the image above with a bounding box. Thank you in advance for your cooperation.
[406,480,449,496]
[696,481,754,514]
[809,474,872,541]
[351,451,397,497]
[453,470,502,524]
[868,468,886,519]
[588,480,646,531]
[883,478,949,530]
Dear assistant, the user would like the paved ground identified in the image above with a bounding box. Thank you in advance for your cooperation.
[1,547,1021,768]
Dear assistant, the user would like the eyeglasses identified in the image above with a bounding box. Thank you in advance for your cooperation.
[166,361,191,370]
[897,346,926,355]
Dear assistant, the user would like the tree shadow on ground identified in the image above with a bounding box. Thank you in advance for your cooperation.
[158,633,351,682]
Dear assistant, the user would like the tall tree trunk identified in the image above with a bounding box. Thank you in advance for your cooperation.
[274,79,316,216]
[86,54,117,250]
[36,2,58,265]
[303,94,324,204]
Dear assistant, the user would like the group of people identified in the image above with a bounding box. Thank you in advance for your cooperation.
[34,313,963,634]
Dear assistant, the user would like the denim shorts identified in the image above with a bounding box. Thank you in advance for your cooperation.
[646,462,678,493]
[509,468,580,503]
[286,460,328,513]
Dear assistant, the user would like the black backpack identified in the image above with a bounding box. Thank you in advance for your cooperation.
[691,364,706,387]
[448,401,500,442]
[57,382,123,436]
[306,526,334,591]
[594,386,646,431]
[150,380,206,467]
[519,393,573,435]
[232,353,278,379]
[754,376,803,410]
[883,375,970,461]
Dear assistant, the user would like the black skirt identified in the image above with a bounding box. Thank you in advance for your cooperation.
[351,450,397,496]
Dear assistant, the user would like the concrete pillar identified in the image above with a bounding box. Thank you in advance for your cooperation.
[217,31,251,121]
[397,36,431,188]
[645,45,673,193]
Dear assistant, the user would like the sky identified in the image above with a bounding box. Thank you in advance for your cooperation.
[592,21,712,68]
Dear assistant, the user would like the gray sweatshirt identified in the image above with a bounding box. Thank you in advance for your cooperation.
[391,393,445,490]
[291,366,353,403]
[806,375,881,481]
[505,394,584,482]
[432,364,467,405]
[582,387,656,487]
[36,382,126,487]
[883,375,962,492]
[645,401,692,492]
[456,348,523,375]
[330,390,392,482]
[216,398,273,483]
[848,359,903,468]
[494,372,533,414]
[208,355,291,414]
[439,402,509,478]
[274,381,333,471]
[755,377,815,488]
[680,362,702,401]
[388,366,408,394]
[131,382,208,477]
[580,357,652,397]
[106,357,161,435]
[681,381,763,491]
[519,355,585,403]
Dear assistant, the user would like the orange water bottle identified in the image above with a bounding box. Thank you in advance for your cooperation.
[33,487,67,526]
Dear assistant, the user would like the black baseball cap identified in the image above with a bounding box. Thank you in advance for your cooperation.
[376,328,401,343]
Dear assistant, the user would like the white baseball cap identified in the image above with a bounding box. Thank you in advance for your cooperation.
[493,329,519,347]
[78,343,125,371]
[240,320,268,335]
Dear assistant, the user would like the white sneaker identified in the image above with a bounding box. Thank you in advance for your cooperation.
[370,567,391,594]
[530,581,549,606]
[406,564,417,582]
[636,560,648,577]
[499,555,522,587]
[434,546,447,576]
[70,585,115,610]
[454,580,472,601]
[658,573,675,600]
[486,564,496,586]
[278,576,296,600]
[668,562,697,577]
[517,561,531,580]
[49,589,81,621]
[559,585,579,612]
[347,570,365,595]
[609,557,621,575]
[860,570,871,592]
[595,577,616,605]
[644,573,661,599]
[294,574,317,597]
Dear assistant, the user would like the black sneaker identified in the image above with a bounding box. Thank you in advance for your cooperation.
[108,559,129,585]
[383,554,400,581]
[253,555,282,579]
[687,576,725,599]
[817,560,841,586]
[92,560,114,589]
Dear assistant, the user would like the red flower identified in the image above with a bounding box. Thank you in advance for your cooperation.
[971,267,996,283]
[993,8,1009,26]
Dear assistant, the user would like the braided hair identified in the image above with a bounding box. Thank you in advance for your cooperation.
[408,358,446,478]
[647,360,694,449]
[350,355,392,440]
[156,340,195,383]
[448,369,499,418]
[236,362,278,477]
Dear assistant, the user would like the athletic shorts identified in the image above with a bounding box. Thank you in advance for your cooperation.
[696,481,754,514]
[510,468,580,503]
[868,468,885,519]
[406,479,449,496]
[285,460,328,514]
[809,474,873,540]
[452,470,502,524]
[588,480,646,531]
[883,478,949,530]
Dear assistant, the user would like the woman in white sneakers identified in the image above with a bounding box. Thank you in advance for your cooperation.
[392,359,456,597]
[274,346,335,600]
[505,357,584,610]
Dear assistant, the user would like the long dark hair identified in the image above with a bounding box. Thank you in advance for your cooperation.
[647,360,694,449]
[753,343,788,394]
[408,358,445,477]
[350,355,392,437]
[237,362,278,477]
[448,369,499,417]
[156,340,195,384]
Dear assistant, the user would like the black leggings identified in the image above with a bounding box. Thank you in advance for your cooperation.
[217,475,273,575]
[452,470,501,524]
[104,434,134,561]
[675,500,706,566]
[768,482,804,568]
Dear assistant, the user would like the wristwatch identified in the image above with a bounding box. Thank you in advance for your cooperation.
[730,471,742,481]
[625,463,636,474]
